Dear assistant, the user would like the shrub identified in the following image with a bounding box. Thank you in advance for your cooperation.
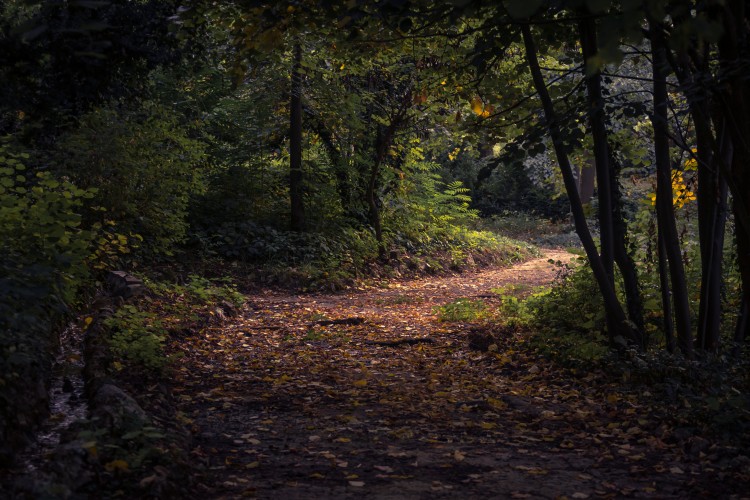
[494,260,610,364]
[104,305,167,372]
[0,143,97,325]
[56,100,207,257]
[435,298,488,322]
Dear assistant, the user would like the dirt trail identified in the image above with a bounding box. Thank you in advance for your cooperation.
[169,249,729,499]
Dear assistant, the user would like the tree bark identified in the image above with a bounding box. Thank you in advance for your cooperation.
[578,16,615,284]
[289,42,305,232]
[697,119,730,351]
[521,24,641,348]
[658,229,676,353]
[650,23,693,358]
[367,135,385,258]
[717,0,750,343]
[609,150,646,336]
[578,155,595,205]
[579,14,645,339]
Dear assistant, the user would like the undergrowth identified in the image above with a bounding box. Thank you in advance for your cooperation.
[103,274,246,374]
[435,298,488,322]
[491,257,749,444]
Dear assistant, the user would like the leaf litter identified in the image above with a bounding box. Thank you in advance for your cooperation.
[167,249,749,498]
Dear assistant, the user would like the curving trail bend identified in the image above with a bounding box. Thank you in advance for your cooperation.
[169,249,722,499]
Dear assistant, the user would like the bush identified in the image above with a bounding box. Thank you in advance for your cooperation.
[56,100,207,257]
[494,260,610,364]
[0,143,97,328]
[104,305,167,372]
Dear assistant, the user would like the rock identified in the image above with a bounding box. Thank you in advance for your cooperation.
[91,384,148,430]
[106,271,146,298]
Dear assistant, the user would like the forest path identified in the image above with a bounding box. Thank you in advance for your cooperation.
[170,249,712,499]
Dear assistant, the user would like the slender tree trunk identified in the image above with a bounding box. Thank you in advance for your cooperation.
[307,113,357,220]
[658,229,676,353]
[289,42,305,232]
[521,25,641,348]
[368,125,394,259]
[650,23,693,358]
[697,119,730,351]
[664,36,728,352]
[579,16,645,339]
[610,150,646,336]
[718,0,750,342]
[366,162,384,258]
[578,16,615,283]
[579,156,595,205]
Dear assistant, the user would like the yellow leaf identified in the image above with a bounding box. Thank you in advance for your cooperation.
[470,96,484,116]
[486,397,507,409]
[480,422,497,430]
[245,461,260,469]
[104,459,130,472]
[353,379,367,387]
[335,437,351,443]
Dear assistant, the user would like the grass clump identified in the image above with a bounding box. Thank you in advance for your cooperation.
[435,298,488,323]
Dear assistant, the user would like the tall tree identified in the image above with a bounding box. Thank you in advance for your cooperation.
[649,20,693,357]
[290,41,305,231]
[521,23,641,348]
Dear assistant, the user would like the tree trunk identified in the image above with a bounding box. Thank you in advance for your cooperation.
[368,125,394,259]
[663,33,728,352]
[658,229,676,353]
[650,23,693,358]
[521,24,641,348]
[610,150,646,336]
[697,118,730,351]
[579,15,645,339]
[717,0,750,343]
[289,42,305,232]
[578,16,615,285]
[579,156,595,205]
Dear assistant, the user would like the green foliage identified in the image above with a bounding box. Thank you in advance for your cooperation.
[494,262,610,364]
[474,159,569,219]
[183,275,244,308]
[0,142,100,462]
[435,298,487,322]
[104,305,167,372]
[56,100,207,257]
[384,148,480,250]
[146,274,244,309]
[0,142,97,329]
